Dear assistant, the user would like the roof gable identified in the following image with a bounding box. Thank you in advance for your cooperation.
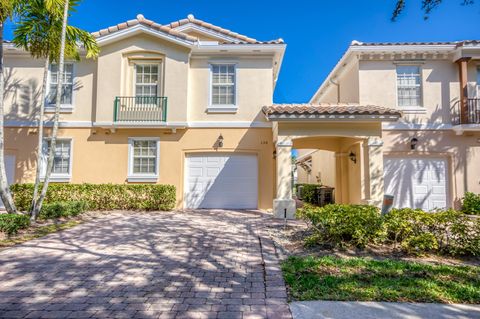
[92,14,283,46]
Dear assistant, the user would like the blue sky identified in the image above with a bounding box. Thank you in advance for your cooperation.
[5,0,479,103]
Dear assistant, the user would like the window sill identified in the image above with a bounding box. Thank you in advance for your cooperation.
[206,106,238,114]
[45,105,74,113]
[127,175,158,183]
[41,175,71,183]
[397,107,427,114]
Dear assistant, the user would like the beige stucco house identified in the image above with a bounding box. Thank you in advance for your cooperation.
[4,14,285,211]
[3,13,479,217]
[293,40,480,213]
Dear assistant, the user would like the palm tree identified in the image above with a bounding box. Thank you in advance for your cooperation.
[12,0,98,220]
[0,0,25,214]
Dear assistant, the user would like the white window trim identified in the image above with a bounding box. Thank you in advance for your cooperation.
[127,137,160,183]
[207,62,238,113]
[40,138,73,183]
[395,64,424,112]
[45,62,75,113]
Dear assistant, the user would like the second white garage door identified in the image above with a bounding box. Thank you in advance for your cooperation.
[184,153,258,209]
[384,157,449,211]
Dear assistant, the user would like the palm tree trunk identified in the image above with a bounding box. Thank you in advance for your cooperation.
[0,22,17,214]
[30,56,50,221]
[33,0,69,216]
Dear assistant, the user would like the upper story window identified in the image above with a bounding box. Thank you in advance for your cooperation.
[135,64,159,97]
[41,138,72,182]
[211,64,236,107]
[48,63,74,107]
[396,65,422,107]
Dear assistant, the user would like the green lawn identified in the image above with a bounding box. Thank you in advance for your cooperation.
[282,256,480,304]
[0,220,83,249]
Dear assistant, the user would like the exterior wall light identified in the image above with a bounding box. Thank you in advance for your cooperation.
[217,134,224,148]
[349,151,357,164]
[410,137,418,150]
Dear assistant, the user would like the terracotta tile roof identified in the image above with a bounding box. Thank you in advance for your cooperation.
[168,14,284,44]
[91,14,197,42]
[219,39,285,45]
[92,14,283,45]
[167,14,257,43]
[350,40,480,48]
[262,103,403,117]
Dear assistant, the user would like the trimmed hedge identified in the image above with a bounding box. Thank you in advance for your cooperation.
[0,214,30,236]
[462,192,480,215]
[39,201,88,220]
[298,204,480,256]
[11,183,176,212]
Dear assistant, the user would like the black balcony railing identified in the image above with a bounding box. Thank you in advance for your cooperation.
[453,98,480,125]
[114,96,167,122]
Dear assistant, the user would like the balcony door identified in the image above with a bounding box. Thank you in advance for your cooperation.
[477,66,480,98]
[135,64,160,106]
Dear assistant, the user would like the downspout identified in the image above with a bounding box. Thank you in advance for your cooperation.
[330,78,340,103]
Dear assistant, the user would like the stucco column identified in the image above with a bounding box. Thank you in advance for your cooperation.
[273,137,296,219]
[362,137,384,206]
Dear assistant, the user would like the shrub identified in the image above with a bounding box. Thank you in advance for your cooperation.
[401,233,439,254]
[462,192,480,215]
[434,210,480,256]
[11,183,176,212]
[298,204,480,256]
[296,184,318,204]
[384,208,480,256]
[382,208,435,245]
[298,204,383,248]
[0,214,30,236]
[39,201,88,220]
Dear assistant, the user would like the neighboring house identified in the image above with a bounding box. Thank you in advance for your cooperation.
[286,40,480,212]
[4,14,285,211]
[295,149,336,187]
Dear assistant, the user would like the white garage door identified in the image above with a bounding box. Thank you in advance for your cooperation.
[1,155,15,209]
[384,157,448,211]
[185,153,258,209]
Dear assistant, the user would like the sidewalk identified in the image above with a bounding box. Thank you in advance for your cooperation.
[290,301,480,319]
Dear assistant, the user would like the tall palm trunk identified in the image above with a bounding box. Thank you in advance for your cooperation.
[0,22,17,214]
[30,56,50,221]
[33,0,69,216]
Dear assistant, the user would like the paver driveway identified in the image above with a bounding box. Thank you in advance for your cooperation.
[0,210,292,319]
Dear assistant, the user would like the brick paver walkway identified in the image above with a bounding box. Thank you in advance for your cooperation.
[0,210,291,319]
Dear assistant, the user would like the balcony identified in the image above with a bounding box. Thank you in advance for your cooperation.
[114,96,167,123]
[452,98,480,135]
[453,98,480,125]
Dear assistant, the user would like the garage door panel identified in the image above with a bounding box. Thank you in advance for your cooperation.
[414,185,428,194]
[384,157,448,211]
[185,154,258,209]
[189,167,204,177]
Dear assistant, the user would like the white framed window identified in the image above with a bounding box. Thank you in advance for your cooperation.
[396,65,422,108]
[41,138,72,182]
[127,137,160,183]
[135,64,159,97]
[47,63,74,111]
[209,63,237,112]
